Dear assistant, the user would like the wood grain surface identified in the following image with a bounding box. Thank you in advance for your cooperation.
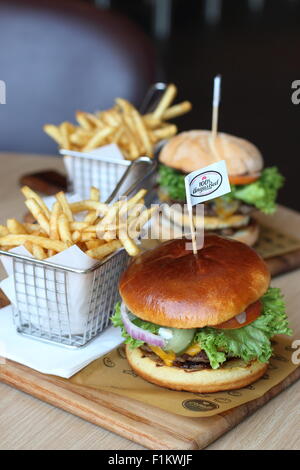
[0,152,299,450]
[0,357,299,450]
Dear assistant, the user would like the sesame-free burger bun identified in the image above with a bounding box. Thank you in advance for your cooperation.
[159,130,263,175]
[126,346,268,392]
[119,235,270,328]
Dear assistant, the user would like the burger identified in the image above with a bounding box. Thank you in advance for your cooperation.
[112,235,291,392]
[157,130,284,246]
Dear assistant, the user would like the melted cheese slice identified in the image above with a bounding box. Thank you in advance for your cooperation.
[149,346,176,366]
[149,343,202,366]
[184,343,202,356]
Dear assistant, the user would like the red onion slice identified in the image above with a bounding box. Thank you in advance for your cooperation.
[120,303,166,348]
[236,311,247,324]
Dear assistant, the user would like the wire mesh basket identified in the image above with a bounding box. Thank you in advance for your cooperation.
[0,248,129,348]
[62,150,132,201]
[60,82,167,201]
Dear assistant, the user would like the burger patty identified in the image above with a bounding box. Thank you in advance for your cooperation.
[196,201,253,218]
[158,187,255,219]
[140,345,212,372]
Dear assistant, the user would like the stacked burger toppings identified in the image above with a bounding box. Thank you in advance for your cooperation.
[112,236,292,392]
[157,131,284,246]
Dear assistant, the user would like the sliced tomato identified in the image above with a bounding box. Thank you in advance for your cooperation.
[215,300,262,329]
[229,173,261,185]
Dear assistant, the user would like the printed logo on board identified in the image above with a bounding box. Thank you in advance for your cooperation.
[182,399,219,412]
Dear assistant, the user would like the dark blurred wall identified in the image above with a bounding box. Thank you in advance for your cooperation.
[110,0,300,211]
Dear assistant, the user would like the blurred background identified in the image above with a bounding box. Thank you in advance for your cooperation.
[0,0,299,209]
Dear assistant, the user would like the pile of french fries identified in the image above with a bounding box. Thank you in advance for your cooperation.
[0,186,156,261]
[43,84,191,159]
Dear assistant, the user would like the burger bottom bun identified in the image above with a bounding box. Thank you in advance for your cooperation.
[221,219,260,247]
[157,210,260,247]
[126,346,268,393]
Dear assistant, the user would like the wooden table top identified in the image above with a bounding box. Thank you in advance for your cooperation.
[0,151,299,450]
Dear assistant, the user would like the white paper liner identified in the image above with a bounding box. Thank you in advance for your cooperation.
[0,305,123,378]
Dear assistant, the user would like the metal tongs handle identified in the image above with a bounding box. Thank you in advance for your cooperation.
[105,156,157,204]
[139,82,167,114]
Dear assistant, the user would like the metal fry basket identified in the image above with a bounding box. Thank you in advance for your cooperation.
[0,248,129,348]
[62,150,131,201]
[60,82,167,201]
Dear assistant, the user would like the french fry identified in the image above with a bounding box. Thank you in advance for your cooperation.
[85,239,106,250]
[70,200,108,215]
[142,115,162,129]
[103,229,119,242]
[0,225,9,237]
[77,242,88,252]
[32,244,47,260]
[131,109,153,157]
[96,204,119,234]
[84,211,99,224]
[80,232,97,242]
[115,98,133,114]
[70,131,92,147]
[152,84,177,120]
[72,230,81,243]
[21,186,51,219]
[60,122,75,150]
[70,221,89,231]
[118,230,140,256]
[0,235,67,252]
[56,192,73,222]
[24,223,42,233]
[82,225,99,233]
[152,124,177,141]
[7,219,27,234]
[90,186,100,202]
[25,199,50,235]
[1,184,158,262]
[101,108,120,127]
[43,124,63,146]
[162,101,192,120]
[83,127,115,152]
[49,202,61,240]
[83,187,101,223]
[76,111,93,130]
[48,201,61,256]
[85,240,122,260]
[23,241,34,255]
[85,112,103,128]
[119,189,147,217]
[58,214,73,247]
[44,85,192,159]
[129,207,158,237]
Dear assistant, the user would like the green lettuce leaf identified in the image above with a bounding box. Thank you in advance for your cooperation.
[195,287,292,369]
[111,302,160,348]
[158,164,284,214]
[229,167,284,214]
[158,164,186,201]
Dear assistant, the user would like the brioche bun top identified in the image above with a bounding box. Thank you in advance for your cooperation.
[159,130,263,175]
[119,235,270,328]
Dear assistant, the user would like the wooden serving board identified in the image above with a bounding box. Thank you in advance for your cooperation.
[1,205,300,449]
[265,249,300,277]
[0,358,299,450]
